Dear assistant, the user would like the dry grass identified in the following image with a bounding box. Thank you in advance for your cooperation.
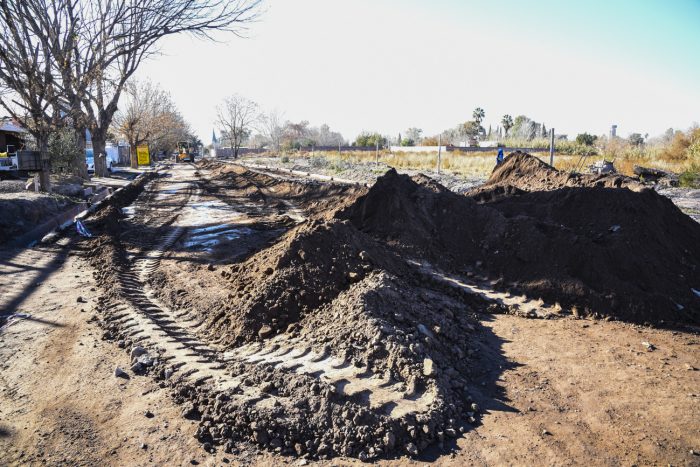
[254,148,692,180]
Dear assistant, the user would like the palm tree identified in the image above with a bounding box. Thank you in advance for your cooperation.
[472,107,485,126]
[501,114,514,137]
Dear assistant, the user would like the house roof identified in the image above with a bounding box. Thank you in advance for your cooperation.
[0,120,26,134]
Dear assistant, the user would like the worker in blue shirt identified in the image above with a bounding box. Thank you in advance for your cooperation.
[496,148,504,165]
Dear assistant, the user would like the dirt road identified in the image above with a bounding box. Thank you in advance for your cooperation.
[1,162,698,466]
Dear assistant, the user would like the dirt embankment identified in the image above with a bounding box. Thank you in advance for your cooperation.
[0,193,77,244]
[341,155,700,326]
[475,150,644,194]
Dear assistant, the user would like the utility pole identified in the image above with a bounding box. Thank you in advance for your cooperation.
[549,128,555,166]
[437,134,442,175]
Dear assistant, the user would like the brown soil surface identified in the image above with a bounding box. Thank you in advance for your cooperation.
[0,192,76,244]
[2,156,699,466]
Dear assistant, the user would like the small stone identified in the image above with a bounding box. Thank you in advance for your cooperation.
[144,410,154,418]
[423,358,436,376]
[297,250,307,261]
[77,296,86,303]
[140,443,147,450]
[542,429,551,436]
[405,442,418,456]
[348,271,359,281]
[164,368,173,379]
[642,341,656,351]
[445,428,457,438]
[130,346,147,361]
[384,432,396,449]
[359,251,370,261]
[471,402,479,412]
[258,325,273,338]
[114,367,129,379]
[270,438,282,449]
[131,361,144,374]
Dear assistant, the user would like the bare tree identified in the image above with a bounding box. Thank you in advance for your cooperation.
[216,95,259,158]
[79,0,262,172]
[4,0,264,175]
[0,0,73,190]
[257,108,285,152]
[112,80,190,162]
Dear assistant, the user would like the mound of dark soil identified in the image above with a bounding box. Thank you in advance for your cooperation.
[342,168,700,325]
[203,218,414,346]
[470,151,643,196]
[177,270,482,460]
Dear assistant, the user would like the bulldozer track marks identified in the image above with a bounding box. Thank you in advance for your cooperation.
[104,167,432,419]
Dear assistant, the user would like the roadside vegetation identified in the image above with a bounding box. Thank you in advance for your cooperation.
[224,103,699,184]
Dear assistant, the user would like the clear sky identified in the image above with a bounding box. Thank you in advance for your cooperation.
[135,0,700,143]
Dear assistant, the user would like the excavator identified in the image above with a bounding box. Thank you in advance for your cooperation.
[175,141,197,163]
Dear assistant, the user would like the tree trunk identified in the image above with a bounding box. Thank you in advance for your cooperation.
[130,144,138,168]
[92,130,108,177]
[38,133,52,192]
[73,127,89,179]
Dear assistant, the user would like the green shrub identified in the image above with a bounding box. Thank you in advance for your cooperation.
[679,164,700,188]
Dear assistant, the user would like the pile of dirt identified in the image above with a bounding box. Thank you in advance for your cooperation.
[198,219,413,345]
[468,151,643,200]
[85,169,485,460]
[81,159,700,462]
[341,166,700,325]
[174,269,482,460]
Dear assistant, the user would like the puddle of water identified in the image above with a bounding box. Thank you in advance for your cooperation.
[177,199,244,228]
[176,197,254,251]
[184,226,254,250]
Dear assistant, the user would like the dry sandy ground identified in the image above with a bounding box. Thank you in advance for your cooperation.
[1,240,698,466]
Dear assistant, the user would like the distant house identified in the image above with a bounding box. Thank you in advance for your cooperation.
[0,119,28,153]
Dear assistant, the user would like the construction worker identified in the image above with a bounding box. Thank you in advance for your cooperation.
[496,148,504,165]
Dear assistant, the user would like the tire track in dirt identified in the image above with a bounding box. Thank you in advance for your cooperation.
[93,165,452,460]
